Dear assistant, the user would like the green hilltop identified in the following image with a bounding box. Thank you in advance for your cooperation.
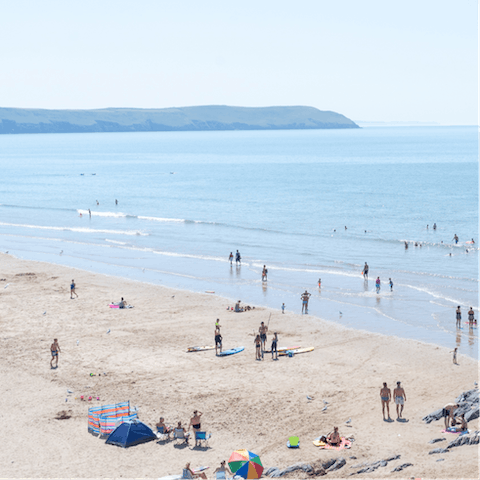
[0,105,359,134]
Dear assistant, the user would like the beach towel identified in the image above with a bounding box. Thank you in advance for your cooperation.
[442,428,469,435]
[313,436,351,450]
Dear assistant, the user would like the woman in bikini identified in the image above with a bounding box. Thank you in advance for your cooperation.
[254,334,262,360]
[326,426,341,446]
[189,410,203,446]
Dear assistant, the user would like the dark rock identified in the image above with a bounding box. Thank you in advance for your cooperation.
[422,408,443,424]
[391,463,413,472]
[465,405,479,422]
[322,459,336,470]
[327,457,346,472]
[349,456,357,460]
[436,458,445,462]
[429,448,449,455]
[384,454,401,462]
[428,437,446,444]
[379,460,388,467]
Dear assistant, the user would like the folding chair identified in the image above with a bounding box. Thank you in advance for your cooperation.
[182,469,194,479]
[174,428,189,445]
[194,431,211,447]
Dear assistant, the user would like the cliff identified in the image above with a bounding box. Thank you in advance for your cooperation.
[0,105,358,134]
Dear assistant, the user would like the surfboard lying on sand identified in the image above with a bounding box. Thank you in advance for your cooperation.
[187,346,215,352]
[263,346,301,353]
[279,347,314,356]
[218,346,244,356]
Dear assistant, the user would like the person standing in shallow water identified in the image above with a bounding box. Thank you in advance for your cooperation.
[375,277,381,293]
[235,250,241,265]
[228,252,233,265]
[456,306,462,328]
[301,290,311,313]
[363,262,369,279]
[380,382,391,420]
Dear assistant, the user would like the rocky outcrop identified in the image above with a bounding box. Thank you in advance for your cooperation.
[422,388,479,424]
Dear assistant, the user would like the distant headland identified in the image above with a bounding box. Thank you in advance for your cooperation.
[0,105,358,134]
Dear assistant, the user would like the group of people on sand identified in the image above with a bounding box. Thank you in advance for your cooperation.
[253,321,278,360]
[380,381,407,420]
[230,300,254,312]
[155,410,204,447]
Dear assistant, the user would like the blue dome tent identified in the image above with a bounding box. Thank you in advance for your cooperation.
[105,420,156,448]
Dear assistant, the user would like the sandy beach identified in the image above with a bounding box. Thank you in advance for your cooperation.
[0,253,478,479]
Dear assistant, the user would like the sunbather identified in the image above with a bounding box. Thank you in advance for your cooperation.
[119,297,126,308]
[213,461,232,478]
[184,463,207,479]
[156,417,172,438]
[176,421,190,443]
[326,426,341,446]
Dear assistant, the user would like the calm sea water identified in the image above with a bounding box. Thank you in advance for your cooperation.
[0,127,478,357]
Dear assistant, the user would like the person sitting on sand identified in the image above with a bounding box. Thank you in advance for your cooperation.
[184,462,207,479]
[213,460,232,478]
[235,301,242,312]
[451,413,468,432]
[326,426,341,446]
[254,334,262,360]
[119,297,126,309]
[156,417,172,438]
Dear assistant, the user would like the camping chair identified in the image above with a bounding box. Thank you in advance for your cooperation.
[194,431,211,447]
[215,471,227,480]
[287,435,300,448]
[156,426,170,442]
[174,428,189,445]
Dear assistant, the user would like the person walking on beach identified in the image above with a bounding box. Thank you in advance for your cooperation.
[50,338,61,369]
[375,277,381,294]
[301,290,311,313]
[452,234,459,244]
[235,250,241,265]
[271,332,278,360]
[70,279,78,299]
[254,334,262,360]
[281,303,285,314]
[389,278,393,292]
[380,382,392,420]
[215,323,222,356]
[393,381,406,419]
[262,265,268,282]
[229,252,233,265]
[450,347,458,364]
[363,262,369,279]
[456,306,462,328]
[259,321,268,352]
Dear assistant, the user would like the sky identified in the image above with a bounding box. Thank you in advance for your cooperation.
[0,0,477,125]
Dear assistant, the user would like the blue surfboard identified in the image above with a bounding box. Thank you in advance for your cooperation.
[218,346,244,357]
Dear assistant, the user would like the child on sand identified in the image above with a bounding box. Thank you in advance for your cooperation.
[281,303,285,314]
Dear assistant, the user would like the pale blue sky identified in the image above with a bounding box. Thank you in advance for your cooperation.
[0,0,477,124]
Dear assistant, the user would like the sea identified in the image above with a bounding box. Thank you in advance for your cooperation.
[0,126,478,358]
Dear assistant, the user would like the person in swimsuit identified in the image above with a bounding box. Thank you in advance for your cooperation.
[271,332,278,360]
[281,303,285,314]
[50,338,61,368]
[452,234,459,244]
[262,265,268,282]
[318,278,321,288]
[215,323,222,355]
[301,290,311,313]
[259,322,268,352]
[254,334,262,360]
[450,347,458,364]
[393,381,406,419]
[380,382,392,420]
[326,426,341,446]
[456,306,462,328]
[229,252,233,265]
[155,417,172,439]
[184,463,207,479]
[88,208,91,218]
[213,461,232,477]
[433,223,437,230]
[119,297,126,309]
[363,262,369,279]
[375,277,381,293]
[451,413,468,432]
[468,307,475,326]
[235,250,241,265]
[442,403,458,428]
[389,278,393,291]
[404,241,408,249]
[70,279,78,299]
[189,410,203,446]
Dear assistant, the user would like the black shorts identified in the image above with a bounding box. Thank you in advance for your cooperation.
[260,334,266,342]
[215,335,222,346]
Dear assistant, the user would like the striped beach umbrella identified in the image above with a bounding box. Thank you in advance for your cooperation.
[228,449,263,479]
